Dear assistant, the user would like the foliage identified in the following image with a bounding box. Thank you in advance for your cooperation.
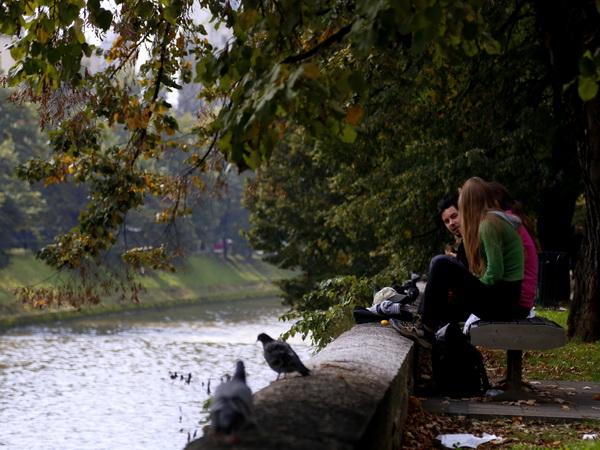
[245,1,553,341]
[281,275,373,350]
[0,85,257,307]
[578,48,600,101]
[0,0,599,341]
[0,0,506,278]
[0,139,47,263]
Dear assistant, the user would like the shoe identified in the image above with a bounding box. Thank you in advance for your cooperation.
[390,318,433,349]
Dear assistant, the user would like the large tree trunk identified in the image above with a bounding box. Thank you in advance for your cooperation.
[534,0,600,341]
[569,97,600,340]
[536,130,580,253]
[534,0,581,256]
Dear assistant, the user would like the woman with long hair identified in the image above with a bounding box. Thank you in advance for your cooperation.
[488,181,539,313]
[398,177,528,346]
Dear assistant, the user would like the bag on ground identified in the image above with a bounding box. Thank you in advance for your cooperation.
[431,322,490,397]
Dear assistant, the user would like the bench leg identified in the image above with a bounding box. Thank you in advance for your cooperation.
[490,349,538,401]
[506,349,523,391]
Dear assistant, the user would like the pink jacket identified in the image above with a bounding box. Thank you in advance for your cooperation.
[506,210,538,309]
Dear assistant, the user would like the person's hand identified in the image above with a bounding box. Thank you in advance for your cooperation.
[444,245,457,257]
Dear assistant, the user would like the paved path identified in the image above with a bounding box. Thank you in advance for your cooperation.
[421,381,600,420]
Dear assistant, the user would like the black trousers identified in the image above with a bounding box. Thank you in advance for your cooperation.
[419,255,528,330]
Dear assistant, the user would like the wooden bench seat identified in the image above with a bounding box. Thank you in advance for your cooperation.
[469,317,566,400]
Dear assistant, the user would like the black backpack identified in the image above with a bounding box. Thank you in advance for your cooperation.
[431,322,490,397]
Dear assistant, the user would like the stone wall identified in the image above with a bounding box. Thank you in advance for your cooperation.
[185,323,415,450]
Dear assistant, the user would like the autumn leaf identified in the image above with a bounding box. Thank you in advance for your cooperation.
[302,63,320,80]
[345,104,364,125]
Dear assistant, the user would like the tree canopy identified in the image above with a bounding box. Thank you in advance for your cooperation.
[1,0,599,341]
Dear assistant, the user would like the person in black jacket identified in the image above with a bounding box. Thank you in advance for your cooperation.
[437,194,468,267]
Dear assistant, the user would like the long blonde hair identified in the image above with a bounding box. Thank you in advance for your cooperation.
[458,177,498,275]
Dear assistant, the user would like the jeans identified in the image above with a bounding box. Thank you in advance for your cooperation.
[419,255,527,330]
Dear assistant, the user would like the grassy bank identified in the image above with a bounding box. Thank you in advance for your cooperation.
[0,250,293,329]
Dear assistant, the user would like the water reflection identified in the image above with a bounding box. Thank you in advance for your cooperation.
[0,297,311,450]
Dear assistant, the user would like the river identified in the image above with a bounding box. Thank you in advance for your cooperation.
[0,297,311,450]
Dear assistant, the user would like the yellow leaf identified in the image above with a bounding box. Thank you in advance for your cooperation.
[36,28,49,44]
[302,63,320,80]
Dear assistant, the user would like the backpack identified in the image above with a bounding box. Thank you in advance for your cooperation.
[431,322,490,397]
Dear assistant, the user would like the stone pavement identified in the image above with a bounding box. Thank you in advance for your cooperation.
[421,381,600,420]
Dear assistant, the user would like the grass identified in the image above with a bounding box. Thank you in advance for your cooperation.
[404,402,600,450]
[481,307,600,382]
[0,250,294,329]
[404,307,600,450]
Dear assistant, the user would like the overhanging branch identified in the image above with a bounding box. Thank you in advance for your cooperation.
[282,22,354,64]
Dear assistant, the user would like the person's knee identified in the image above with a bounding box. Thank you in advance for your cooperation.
[429,254,456,272]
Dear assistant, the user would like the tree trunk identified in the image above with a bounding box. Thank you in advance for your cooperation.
[534,0,581,255]
[569,97,600,340]
[534,0,600,341]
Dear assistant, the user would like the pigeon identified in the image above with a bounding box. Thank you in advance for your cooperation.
[210,360,254,440]
[257,333,310,380]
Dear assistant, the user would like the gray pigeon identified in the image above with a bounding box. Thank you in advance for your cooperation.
[210,360,254,440]
[257,333,310,379]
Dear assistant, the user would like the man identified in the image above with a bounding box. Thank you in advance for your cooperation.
[437,195,468,267]
[389,195,470,348]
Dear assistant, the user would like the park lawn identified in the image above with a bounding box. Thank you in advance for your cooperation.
[525,308,600,382]
[481,307,600,382]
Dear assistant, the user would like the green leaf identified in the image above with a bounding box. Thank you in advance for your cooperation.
[340,124,357,143]
[579,55,596,77]
[164,4,181,25]
[578,77,599,101]
[96,9,113,30]
[135,1,154,18]
[218,131,233,153]
[482,36,501,55]
[73,20,86,44]
[89,0,113,32]
[59,4,80,25]
[9,44,26,61]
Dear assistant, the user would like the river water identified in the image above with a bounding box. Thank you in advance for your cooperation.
[0,297,311,450]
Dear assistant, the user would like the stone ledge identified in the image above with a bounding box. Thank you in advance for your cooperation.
[186,323,414,450]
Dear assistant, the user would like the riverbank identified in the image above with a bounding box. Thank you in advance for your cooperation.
[0,250,293,330]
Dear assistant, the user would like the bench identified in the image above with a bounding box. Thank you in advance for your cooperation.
[469,317,566,400]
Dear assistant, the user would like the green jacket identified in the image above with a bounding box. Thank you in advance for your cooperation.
[479,212,524,285]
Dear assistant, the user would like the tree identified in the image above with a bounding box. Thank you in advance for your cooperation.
[0,139,47,264]
[531,1,600,340]
[0,0,598,340]
[244,10,558,344]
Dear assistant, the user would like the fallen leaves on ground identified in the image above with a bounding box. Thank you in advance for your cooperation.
[401,396,600,449]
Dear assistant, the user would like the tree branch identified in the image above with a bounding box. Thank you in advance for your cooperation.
[128,22,172,166]
[282,22,354,64]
